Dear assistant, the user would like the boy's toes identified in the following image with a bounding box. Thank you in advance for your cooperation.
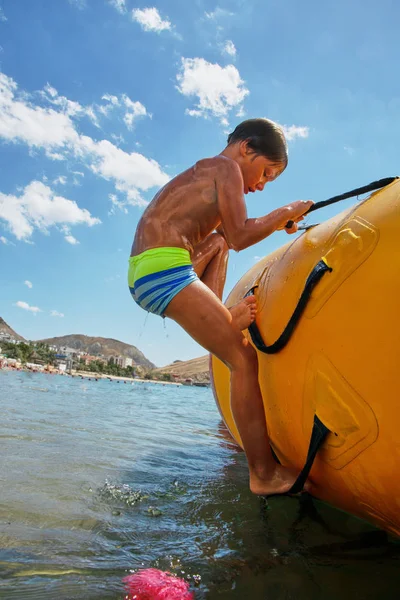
[244,295,256,306]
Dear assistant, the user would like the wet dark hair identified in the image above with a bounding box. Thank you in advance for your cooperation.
[227,118,288,167]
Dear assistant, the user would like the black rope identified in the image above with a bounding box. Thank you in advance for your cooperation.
[247,260,332,354]
[289,415,330,494]
[286,176,398,229]
[308,176,398,214]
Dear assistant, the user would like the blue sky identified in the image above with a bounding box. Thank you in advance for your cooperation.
[0,0,399,366]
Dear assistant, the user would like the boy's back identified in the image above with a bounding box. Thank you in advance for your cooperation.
[131,156,233,257]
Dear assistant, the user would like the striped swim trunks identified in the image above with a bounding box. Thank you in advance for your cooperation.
[128,247,199,317]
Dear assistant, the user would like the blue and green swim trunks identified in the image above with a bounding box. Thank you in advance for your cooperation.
[128,247,199,317]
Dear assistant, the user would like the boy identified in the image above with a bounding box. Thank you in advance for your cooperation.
[128,118,313,497]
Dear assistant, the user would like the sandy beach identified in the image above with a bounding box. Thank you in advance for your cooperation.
[72,371,182,385]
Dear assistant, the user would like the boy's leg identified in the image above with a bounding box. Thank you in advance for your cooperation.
[164,279,308,496]
[192,233,256,331]
[192,233,229,299]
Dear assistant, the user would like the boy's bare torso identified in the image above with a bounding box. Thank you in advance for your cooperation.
[131,156,230,256]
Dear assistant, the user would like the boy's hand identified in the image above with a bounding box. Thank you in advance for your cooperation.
[276,200,314,234]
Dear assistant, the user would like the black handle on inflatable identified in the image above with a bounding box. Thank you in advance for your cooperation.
[246,260,332,355]
[288,414,330,494]
[285,176,399,230]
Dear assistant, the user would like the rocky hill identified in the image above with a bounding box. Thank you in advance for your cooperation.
[153,354,210,382]
[0,318,26,341]
[38,334,155,369]
[1,316,206,374]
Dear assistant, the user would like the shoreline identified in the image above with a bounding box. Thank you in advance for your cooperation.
[0,365,183,386]
[73,371,182,386]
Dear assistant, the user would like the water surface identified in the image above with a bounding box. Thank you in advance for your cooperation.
[0,371,399,599]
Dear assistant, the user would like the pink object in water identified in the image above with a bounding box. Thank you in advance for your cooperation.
[123,568,194,600]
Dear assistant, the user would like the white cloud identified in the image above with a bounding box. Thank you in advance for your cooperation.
[123,95,148,130]
[41,83,87,119]
[60,225,79,244]
[0,73,80,153]
[102,94,120,105]
[0,180,100,241]
[176,57,249,120]
[280,124,309,141]
[85,106,101,128]
[51,310,65,317]
[111,133,125,145]
[71,170,84,186]
[78,137,168,205]
[99,94,120,116]
[0,73,169,207]
[46,152,65,161]
[108,0,127,12]
[15,301,41,314]
[132,7,171,32]
[98,93,148,130]
[24,280,33,289]
[222,40,236,57]
[65,234,79,244]
[0,235,10,244]
[109,193,128,215]
[0,7,7,22]
[53,175,67,185]
[205,7,234,20]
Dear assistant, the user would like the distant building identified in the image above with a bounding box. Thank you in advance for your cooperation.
[82,355,106,366]
[108,355,134,368]
[55,357,73,371]
[0,332,19,344]
[58,346,80,357]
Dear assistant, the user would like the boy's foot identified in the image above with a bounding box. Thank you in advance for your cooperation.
[229,296,257,331]
[249,464,311,497]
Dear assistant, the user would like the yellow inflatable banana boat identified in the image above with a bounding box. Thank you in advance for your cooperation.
[211,177,400,536]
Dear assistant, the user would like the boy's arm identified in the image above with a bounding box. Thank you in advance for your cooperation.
[216,160,313,251]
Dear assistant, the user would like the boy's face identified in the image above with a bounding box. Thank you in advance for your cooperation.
[240,143,286,194]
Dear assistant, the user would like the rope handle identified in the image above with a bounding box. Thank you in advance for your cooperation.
[247,260,332,354]
[285,176,398,230]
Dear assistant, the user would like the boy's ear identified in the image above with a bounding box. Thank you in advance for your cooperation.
[239,139,250,157]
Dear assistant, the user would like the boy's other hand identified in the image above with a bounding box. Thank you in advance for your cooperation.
[276,200,314,234]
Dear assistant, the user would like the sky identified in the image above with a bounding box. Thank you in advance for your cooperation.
[0,0,399,367]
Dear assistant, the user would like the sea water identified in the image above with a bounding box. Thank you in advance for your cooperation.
[0,370,399,600]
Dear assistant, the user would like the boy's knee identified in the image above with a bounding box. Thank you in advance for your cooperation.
[214,233,229,253]
[243,342,257,364]
[231,341,257,371]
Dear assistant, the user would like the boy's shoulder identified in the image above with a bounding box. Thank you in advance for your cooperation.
[195,155,241,177]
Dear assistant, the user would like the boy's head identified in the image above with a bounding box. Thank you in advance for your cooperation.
[226,118,288,194]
